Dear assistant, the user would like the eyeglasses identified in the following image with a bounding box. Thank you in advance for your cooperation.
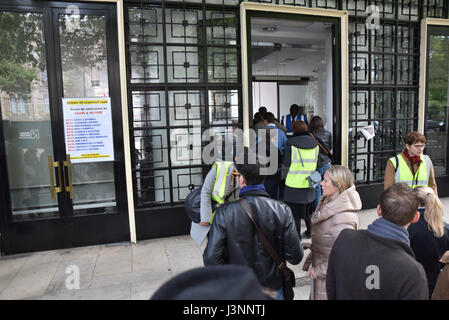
[412,144,426,149]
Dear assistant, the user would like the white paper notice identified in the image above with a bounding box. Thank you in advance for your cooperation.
[62,97,114,163]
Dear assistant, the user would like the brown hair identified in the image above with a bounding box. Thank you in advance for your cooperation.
[292,120,308,133]
[309,116,324,134]
[403,132,426,146]
[380,183,419,226]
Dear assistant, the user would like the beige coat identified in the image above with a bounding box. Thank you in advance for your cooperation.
[431,250,449,300]
[303,185,361,300]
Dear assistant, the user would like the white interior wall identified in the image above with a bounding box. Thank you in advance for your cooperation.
[278,85,308,120]
[325,31,333,134]
[252,82,278,118]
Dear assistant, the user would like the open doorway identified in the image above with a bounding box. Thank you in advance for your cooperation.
[251,18,333,135]
[241,3,349,165]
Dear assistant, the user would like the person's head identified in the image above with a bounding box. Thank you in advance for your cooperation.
[309,116,324,134]
[253,112,262,123]
[290,104,299,117]
[320,165,354,198]
[263,112,275,125]
[291,120,308,133]
[258,106,267,116]
[151,265,270,300]
[234,147,265,187]
[378,183,420,227]
[413,186,445,238]
[404,132,427,157]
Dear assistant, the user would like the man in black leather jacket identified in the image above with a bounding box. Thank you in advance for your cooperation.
[203,148,304,299]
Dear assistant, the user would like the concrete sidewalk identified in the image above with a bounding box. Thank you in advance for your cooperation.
[0,198,448,300]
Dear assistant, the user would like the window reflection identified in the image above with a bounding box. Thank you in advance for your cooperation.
[0,11,57,219]
[426,29,449,177]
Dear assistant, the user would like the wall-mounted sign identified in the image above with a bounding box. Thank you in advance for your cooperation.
[62,97,114,163]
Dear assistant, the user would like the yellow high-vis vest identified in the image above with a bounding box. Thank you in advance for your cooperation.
[389,153,431,188]
[210,161,236,222]
[285,146,319,189]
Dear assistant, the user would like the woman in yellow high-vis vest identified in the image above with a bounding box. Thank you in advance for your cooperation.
[283,121,319,240]
[384,131,438,194]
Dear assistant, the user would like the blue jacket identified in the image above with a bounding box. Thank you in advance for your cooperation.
[281,114,308,133]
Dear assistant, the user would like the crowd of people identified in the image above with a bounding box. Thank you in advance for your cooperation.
[155,106,449,301]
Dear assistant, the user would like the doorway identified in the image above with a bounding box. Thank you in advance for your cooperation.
[241,3,349,164]
[0,1,129,254]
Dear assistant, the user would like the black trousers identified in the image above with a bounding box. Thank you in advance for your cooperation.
[286,201,314,240]
[264,170,281,200]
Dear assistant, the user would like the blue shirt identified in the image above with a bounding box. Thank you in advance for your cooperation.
[262,123,287,154]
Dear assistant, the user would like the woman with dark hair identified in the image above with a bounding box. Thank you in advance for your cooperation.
[308,116,333,211]
[283,120,318,239]
[384,131,437,194]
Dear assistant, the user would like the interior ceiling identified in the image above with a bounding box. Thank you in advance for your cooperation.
[251,18,331,63]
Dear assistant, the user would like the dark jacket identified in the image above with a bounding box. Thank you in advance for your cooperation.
[203,189,304,290]
[311,128,332,167]
[326,229,429,300]
[283,132,318,204]
[408,210,449,298]
[432,250,449,300]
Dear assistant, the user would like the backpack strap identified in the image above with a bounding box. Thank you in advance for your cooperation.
[394,154,399,173]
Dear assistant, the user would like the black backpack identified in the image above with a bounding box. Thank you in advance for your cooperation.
[185,184,230,224]
[185,186,202,224]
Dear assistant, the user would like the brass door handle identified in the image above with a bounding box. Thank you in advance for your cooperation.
[63,154,73,199]
[48,155,62,200]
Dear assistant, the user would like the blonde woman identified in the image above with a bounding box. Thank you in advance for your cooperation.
[302,165,361,300]
[408,186,449,298]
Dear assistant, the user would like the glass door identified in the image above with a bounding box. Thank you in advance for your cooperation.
[55,9,118,216]
[0,2,128,254]
[419,21,449,198]
[0,10,59,221]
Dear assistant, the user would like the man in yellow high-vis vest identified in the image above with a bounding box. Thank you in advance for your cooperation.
[283,121,319,240]
[190,160,238,246]
[384,131,438,194]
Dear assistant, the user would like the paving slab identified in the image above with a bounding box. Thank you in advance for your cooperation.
[41,283,132,300]
[45,256,97,296]
[90,268,172,289]
[93,242,132,276]
[164,236,204,275]
[0,256,29,295]
[131,275,173,300]
[0,261,60,300]
[132,238,170,273]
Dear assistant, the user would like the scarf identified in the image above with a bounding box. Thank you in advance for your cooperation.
[367,217,410,246]
[403,149,421,164]
[239,184,266,197]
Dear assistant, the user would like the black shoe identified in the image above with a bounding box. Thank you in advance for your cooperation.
[302,231,311,239]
